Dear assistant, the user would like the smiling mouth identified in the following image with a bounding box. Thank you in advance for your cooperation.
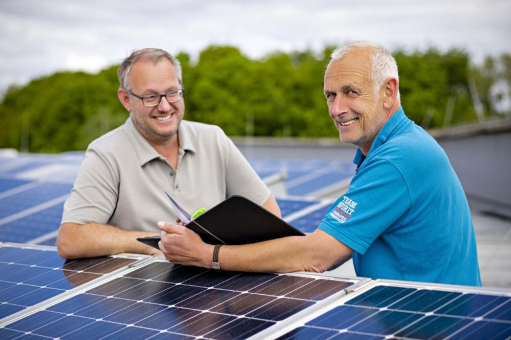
[154,114,172,121]
[339,118,358,126]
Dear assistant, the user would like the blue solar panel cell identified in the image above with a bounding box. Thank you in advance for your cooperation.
[486,299,511,321]
[0,178,31,194]
[0,246,138,321]
[2,159,53,175]
[0,327,27,340]
[0,203,64,244]
[306,305,377,330]
[215,272,279,291]
[247,298,314,321]
[131,305,198,331]
[0,303,24,320]
[346,285,417,308]
[35,236,57,246]
[387,289,462,312]
[7,310,65,332]
[288,204,331,233]
[276,198,319,218]
[2,259,354,339]
[349,309,423,335]
[63,320,126,340]
[279,283,511,340]
[287,171,353,196]
[394,314,472,339]
[209,292,275,315]
[449,320,511,340]
[435,293,510,318]
[0,183,71,220]
[167,311,238,337]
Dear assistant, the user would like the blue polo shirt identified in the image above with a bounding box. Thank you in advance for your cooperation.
[319,108,481,286]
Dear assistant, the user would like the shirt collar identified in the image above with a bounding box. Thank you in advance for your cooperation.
[352,107,406,167]
[177,121,197,155]
[124,117,196,167]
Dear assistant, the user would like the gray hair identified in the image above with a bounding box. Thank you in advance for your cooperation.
[330,41,400,101]
[117,48,183,92]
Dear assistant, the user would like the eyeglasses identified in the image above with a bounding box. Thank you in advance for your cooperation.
[128,88,185,107]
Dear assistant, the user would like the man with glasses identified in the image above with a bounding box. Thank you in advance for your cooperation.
[156,42,481,286]
[57,48,280,259]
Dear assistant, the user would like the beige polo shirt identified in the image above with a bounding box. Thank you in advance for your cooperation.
[62,117,271,232]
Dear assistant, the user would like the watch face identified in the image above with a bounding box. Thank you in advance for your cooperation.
[212,262,221,270]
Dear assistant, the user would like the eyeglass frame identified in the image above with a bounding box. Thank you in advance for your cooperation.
[128,88,185,107]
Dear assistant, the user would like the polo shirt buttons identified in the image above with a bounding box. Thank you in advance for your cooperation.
[169,169,175,176]
[175,184,179,189]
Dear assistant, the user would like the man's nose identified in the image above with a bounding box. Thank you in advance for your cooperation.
[158,96,172,111]
[330,95,348,116]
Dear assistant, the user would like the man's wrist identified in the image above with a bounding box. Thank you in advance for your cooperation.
[212,244,224,271]
[204,244,216,268]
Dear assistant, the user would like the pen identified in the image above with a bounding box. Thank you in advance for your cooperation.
[191,207,206,219]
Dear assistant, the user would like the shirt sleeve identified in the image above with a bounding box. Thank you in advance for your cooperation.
[61,146,119,225]
[318,158,412,255]
[221,133,271,206]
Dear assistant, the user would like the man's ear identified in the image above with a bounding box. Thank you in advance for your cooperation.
[117,88,131,112]
[383,78,398,109]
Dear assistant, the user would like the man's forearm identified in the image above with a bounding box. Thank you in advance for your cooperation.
[57,222,160,259]
[217,230,352,273]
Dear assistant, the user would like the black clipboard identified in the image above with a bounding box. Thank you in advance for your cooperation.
[137,195,304,250]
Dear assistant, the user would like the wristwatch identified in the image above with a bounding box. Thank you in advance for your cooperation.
[212,244,224,271]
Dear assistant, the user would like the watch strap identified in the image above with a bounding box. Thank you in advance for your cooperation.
[212,244,224,271]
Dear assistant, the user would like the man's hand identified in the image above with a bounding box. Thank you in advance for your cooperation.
[157,221,214,268]
[148,247,165,258]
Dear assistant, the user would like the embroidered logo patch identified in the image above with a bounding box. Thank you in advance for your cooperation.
[330,195,358,223]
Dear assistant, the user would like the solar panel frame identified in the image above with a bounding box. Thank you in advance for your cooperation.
[271,279,511,340]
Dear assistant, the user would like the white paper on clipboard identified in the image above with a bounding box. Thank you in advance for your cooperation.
[165,191,191,224]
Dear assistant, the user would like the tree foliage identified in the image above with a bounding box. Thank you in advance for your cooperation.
[1,45,509,152]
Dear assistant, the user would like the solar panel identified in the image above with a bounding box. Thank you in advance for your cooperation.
[276,197,321,218]
[0,182,72,220]
[0,203,64,244]
[248,158,355,197]
[0,178,32,194]
[287,171,353,196]
[287,204,332,233]
[2,159,53,175]
[1,259,358,339]
[276,281,511,339]
[0,244,142,322]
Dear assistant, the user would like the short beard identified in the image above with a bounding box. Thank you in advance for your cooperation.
[132,115,181,143]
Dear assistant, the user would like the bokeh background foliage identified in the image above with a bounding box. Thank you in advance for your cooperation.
[1,45,509,153]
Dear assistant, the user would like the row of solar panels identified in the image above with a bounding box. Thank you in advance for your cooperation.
[0,152,355,198]
[1,244,510,339]
[3,151,510,339]
[0,151,352,247]
[0,177,335,246]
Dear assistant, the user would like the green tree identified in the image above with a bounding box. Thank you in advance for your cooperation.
[0,45,507,153]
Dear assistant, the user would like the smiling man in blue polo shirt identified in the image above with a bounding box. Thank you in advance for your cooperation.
[158,41,481,286]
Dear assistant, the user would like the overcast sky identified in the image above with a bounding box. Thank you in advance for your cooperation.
[1,0,510,97]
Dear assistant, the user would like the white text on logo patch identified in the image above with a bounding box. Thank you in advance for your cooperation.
[330,195,358,223]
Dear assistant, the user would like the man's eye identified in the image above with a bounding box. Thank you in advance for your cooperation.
[326,93,335,101]
[144,95,158,101]
[347,90,358,97]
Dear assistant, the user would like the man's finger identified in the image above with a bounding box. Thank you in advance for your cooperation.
[157,221,186,234]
